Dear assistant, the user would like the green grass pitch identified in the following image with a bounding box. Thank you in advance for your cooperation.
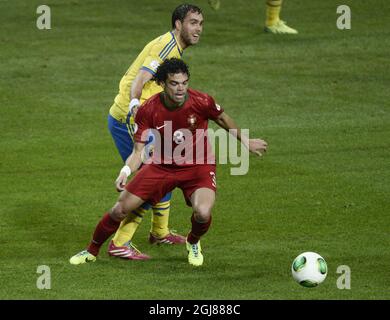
[0,0,389,299]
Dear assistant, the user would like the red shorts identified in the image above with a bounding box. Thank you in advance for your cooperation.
[125,164,217,206]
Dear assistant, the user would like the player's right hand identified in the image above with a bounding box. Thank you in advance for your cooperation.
[115,165,132,192]
[249,138,268,157]
[115,172,128,192]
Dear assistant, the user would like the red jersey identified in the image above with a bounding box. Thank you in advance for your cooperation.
[134,88,224,166]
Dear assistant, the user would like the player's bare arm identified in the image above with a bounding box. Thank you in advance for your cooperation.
[115,141,146,192]
[129,69,154,115]
[214,111,268,156]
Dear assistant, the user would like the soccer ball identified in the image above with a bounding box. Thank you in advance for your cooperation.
[291,252,328,287]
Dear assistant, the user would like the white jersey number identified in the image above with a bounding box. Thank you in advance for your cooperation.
[173,130,185,144]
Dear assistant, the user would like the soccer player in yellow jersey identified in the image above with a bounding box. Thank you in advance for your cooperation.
[208,0,297,34]
[106,4,204,260]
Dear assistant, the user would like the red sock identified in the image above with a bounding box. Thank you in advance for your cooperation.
[187,214,212,244]
[87,213,120,256]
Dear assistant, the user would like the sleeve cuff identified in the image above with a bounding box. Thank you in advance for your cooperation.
[140,66,156,75]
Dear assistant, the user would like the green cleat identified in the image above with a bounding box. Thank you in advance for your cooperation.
[69,250,96,265]
[264,20,298,34]
[186,241,204,266]
[208,0,220,11]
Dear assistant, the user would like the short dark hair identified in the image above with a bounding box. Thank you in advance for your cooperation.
[171,4,202,28]
[154,58,190,84]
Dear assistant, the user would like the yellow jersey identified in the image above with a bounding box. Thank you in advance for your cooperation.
[109,31,184,122]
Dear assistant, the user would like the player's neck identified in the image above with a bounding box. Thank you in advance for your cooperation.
[160,92,188,110]
[172,30,187,50]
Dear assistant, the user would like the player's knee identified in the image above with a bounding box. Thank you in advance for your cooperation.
[193,204,212,222]
[110,203,128,221]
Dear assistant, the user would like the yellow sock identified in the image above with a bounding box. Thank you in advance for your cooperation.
[266,0,282,27]
[112,207,147,246]
[150,200,171,238]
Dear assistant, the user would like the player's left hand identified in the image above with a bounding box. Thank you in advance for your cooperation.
[132,105,139,118]
[249,138,268,157]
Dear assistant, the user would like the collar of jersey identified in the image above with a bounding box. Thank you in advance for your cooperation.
[160,92,188,110]
[170,31,183,56]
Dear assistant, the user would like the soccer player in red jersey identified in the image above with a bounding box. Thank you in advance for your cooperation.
[70,58,268,266]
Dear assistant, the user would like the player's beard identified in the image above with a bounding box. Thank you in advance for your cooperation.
[181,29,199,47]
[169,91,186,105]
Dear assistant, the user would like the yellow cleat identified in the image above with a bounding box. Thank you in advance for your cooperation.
[264,20,298,34]
[186,241,204,266]
[208,0,220,11]
[69,250,96,265]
